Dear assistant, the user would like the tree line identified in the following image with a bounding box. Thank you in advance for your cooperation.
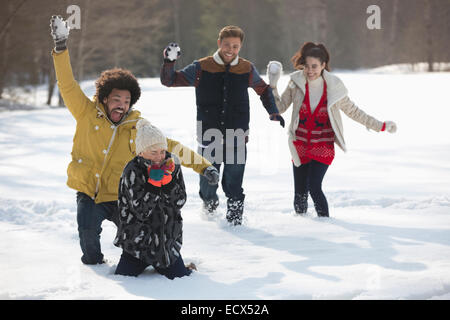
[0,0,449,105]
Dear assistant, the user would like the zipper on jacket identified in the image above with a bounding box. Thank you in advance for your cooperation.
[94,104,139,198]
[95,125,117,195]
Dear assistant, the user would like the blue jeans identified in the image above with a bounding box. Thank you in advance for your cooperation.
[115,250,192,279]
[198,145,247,202]
[76,192,119,264]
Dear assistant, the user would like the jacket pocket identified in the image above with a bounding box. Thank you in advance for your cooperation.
[232,103,250,129]
[106,168,125,196]
[67,158,95,189]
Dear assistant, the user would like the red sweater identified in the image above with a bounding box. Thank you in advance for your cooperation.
[293,81,335,165]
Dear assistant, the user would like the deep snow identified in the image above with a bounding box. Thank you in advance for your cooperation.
[0,71,450,300]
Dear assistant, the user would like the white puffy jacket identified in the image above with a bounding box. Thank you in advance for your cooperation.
[272,70,384,166]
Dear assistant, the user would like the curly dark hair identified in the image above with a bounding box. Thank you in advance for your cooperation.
[95,68,141,107]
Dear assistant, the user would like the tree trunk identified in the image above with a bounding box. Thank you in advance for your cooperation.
[58,91,64,107]
[281,0,294,65]
[0,30,9,98]
[317,0,327,44]
[389,0,399,65]
[47,65,56,106]
[246,0,257,61]
[171,0,182,65]
[424,0,434,72]
[305,0,327,44]
[0,2,15,99]
[76,0,91,81]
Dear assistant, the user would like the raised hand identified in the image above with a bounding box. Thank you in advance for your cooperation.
[163,43,181,62]
[384,121,397,133]
[267,61,283,88]
[50,15,70,52]
[203,166,219,185]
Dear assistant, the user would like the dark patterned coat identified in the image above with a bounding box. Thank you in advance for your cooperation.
[113,153,186,268]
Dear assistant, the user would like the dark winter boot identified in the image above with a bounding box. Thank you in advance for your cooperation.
[294,193,308,215]
[226,198,244,226]
[314,202,329,218]
[203,199,219,214]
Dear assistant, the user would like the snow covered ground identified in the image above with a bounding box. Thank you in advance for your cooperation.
[1,71,449,300]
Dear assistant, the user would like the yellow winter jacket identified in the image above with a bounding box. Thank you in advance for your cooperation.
[53,49,211,203]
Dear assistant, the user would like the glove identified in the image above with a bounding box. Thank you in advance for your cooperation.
[163,43,181,62]
[50,15,70,53]
[270,113,285,128]
[267,61,283,88]
[203,166,219,185]
[147,158,175,187]
[384,121,397,133]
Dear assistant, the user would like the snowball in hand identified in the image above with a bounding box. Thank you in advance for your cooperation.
[51,16,69,40]
[269,63,281,74]
[166,44,180,61]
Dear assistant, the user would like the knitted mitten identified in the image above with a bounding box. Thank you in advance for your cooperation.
[267,61,283,88]
[384,121,397,133]
[50,15,70,53]
[163,43,181,62]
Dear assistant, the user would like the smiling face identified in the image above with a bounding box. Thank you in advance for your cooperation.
[139,147,166,165]
[217,37,242,65]
[102,88,131,124]
[303,56,326,81]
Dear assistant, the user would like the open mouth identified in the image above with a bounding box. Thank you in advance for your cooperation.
[110,108,124,122]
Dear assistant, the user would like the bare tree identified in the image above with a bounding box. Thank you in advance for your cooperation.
[0,0,27,41]
[1,0,449,102]
[302,0,327,44]
[47,66,56,106]
[171,0,182,65]
[0,1,25,98]
[424,0,434,72]
[389,0,399,65]
[74,0,93,81]
[316,0,327,44]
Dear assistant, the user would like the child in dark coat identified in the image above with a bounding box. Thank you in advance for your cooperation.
[114,119,196,279]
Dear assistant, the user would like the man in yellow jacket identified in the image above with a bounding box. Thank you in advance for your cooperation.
[50,16,219,265]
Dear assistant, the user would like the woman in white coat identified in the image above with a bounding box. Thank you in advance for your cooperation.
[267,42,397,217]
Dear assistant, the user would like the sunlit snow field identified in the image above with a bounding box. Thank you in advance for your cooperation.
[0,70,449,299]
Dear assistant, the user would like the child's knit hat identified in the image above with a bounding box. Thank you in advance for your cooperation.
[135,119,167,154]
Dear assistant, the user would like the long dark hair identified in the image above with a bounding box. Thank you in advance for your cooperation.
[291,42,331,72]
